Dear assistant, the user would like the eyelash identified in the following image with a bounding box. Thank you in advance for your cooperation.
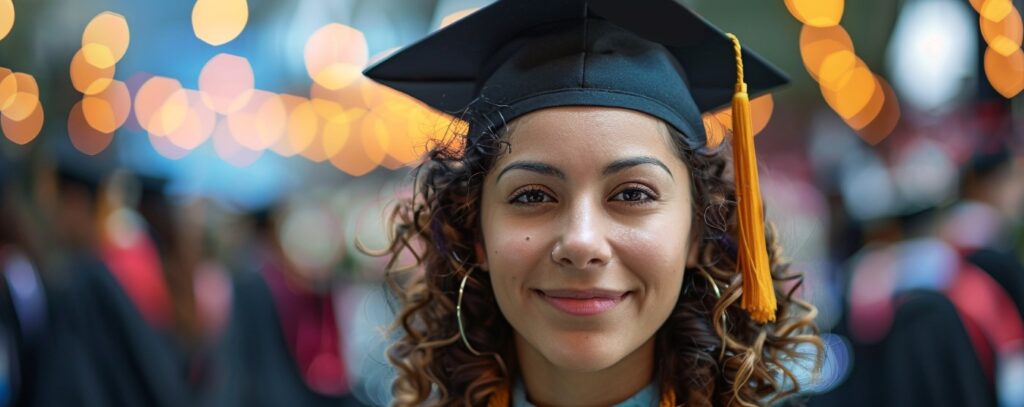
[508,185,658,206]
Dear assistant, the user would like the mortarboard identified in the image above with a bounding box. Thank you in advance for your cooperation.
[365,0,780,323]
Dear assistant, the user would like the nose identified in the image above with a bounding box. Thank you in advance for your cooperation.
[551,199,612,270]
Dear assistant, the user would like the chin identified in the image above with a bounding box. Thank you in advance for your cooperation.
[534,331,632,372]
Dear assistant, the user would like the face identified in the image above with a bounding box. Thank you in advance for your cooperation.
[479,106,696,373]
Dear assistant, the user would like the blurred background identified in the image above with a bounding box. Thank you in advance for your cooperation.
[0,0,1021,405]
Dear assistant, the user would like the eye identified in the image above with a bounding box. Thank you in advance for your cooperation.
[610,185,657,204]
[509,187,555,205]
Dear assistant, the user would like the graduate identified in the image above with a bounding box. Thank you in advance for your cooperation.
[366,0,822,405]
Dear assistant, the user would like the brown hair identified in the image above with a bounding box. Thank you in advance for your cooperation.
[375,110,822,406]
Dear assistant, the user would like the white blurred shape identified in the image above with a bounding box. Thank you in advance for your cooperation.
[887,0,977,113]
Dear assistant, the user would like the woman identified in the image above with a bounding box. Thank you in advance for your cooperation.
[366,0,822,405]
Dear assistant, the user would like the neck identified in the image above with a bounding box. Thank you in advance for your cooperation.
[515,334,656,407]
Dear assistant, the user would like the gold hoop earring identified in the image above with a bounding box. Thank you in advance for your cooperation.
[696,268,729,329]
[697,269,721,299]
[457,269,483,356]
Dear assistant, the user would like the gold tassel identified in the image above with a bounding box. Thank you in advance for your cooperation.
[725,33,776,324]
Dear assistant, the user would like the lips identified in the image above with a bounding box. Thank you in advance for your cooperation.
[535,289,628,316]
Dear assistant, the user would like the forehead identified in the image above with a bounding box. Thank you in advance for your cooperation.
[496,106,679,165]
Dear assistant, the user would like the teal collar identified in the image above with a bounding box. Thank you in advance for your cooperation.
[511,380,660,407]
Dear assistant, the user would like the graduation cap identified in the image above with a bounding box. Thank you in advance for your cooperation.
[365,0,780,323]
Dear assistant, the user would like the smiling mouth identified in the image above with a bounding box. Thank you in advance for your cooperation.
[534,289,629,316]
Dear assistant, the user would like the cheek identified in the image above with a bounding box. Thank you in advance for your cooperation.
[614,212,693,275]
[483,219,548,288]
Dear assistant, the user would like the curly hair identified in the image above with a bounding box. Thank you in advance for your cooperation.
[375,109,823,406]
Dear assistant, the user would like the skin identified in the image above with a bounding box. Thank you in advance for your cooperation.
[478,106,698,406]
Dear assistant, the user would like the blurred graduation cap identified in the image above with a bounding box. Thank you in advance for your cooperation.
[365,0,784,322]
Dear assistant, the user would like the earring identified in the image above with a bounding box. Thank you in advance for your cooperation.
[457,268,483,356]
[696,268,729,329]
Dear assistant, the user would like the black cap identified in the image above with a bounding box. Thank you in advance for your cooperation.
[363,0,788,149]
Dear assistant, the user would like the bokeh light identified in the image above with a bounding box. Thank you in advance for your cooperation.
[68,101,115,155]
[1,100,43,145]
[270,94,318,157]
[81,12,130,69]
[70,48,115,95]
[191,0,248,46]
[855,77,901,145]
[821,61,877,119]
[0,72,39,122]
[301,124,329,163]
[799,25,855,81]
[304,23,368,91]
[322,108,364,158]
[134,76,188,136]
[816,50,859,92]
[980,8,1023,56]
[212,118,262,167]
[329,115,382,177]
[709,94,776,137]
[82,80,130,133]
[439,8,479,29]
[0,0,13,42]
[843,74,885,130]
[226,90,285,151]
[977,0,1014,23]
[166,90,216,150]
[983,46,1024,98]
[785,0,844,28]
[199,53,254,114]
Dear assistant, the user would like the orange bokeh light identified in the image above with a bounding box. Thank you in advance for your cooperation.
[199,53,254,114]
[68,101,115,155]
[799,25,855,83]
[856,77,900,145]
[978,0,1014,23]
[71,48,115,95]
[0,72,39,121]
[304,23,368,90]
[785,0,844,27]
[82,80,130,133]
[328,112,389,176]
[226,90,286,151]
[167,90,216,150]
[271,94,318,157]
[1,101,43,145]
[980,9,1023,56]
[821,61,877,120]
[842,74,885,130]
[191,0,248,46]
[134,76,188,136]
[0,0,13,42]
[322,108,365,157]
[81,12,130,69]
[709,94,776,137]
[984,46,1024,98]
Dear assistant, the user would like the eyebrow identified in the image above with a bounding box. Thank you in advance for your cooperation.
[496,156,673,182]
